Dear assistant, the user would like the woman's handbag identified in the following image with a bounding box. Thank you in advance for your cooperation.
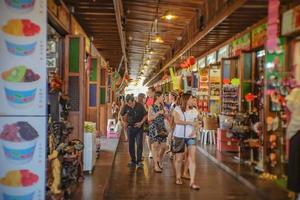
[172,137,185,153]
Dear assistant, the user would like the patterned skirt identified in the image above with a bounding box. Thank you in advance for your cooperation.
[148,122,167,143]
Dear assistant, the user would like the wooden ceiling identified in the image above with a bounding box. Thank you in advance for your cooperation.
[64,0,269,85]
[64,0,122,68]
[124,0,205,80]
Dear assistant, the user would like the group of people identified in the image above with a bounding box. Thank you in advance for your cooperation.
[116,88,201,190]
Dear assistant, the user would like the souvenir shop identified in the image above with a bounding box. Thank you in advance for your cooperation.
[46,0,113,199]
[151,2,300,188]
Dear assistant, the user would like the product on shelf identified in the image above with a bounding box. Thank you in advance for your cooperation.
[0,122,39,164]
[2,19,40,56]
[84,121,96,133]
[1,66,40,107]
[222,85,239,116]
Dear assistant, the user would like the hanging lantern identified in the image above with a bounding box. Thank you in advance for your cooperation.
[245,93,256,102]
[187,56,196,65]
[223,79,230,85]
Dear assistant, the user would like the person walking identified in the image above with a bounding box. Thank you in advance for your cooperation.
[172,93,200,190]
[118,96,128,142]
[165,91,179,159]
[145,87,155,158]
[182,95,199,179]
[148,91,168,173]
[120,94,147,168]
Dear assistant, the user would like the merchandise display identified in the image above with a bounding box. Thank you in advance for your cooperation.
[221,85,239,116]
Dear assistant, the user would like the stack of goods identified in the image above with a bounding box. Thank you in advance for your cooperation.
[222,85,239,115]
[199,68,209,112]
[84,121,96,133]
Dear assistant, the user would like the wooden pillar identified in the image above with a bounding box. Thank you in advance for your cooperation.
[64,35,86,141]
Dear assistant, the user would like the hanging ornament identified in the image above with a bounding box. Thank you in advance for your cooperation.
[187,56,196,66]
[231,78,240,86]
[223,79,230,85]
[245,93,256,102]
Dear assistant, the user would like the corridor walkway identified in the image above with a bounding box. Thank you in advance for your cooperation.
[104,140,262,200]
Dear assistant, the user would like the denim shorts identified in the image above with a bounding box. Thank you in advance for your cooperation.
[185,138,196,146]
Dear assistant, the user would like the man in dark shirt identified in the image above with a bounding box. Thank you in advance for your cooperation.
[121,94,147,168]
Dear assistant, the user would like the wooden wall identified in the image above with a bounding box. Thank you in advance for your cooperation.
[64,35,86,141]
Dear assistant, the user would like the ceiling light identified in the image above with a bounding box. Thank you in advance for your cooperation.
[128,36,133,41]
[143,63,148,68]
[146,57,151,64]
[154,35,164,43]
[149,48,154,54]
[162,11,177,20]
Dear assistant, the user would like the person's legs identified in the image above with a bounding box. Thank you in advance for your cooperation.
[174,152,184,184]
[136,128,144,164]
[151,141,161,172]
[187,139,199,190]
[123,125,128,141]
[146,136,152,158]
[127,128,137,165]
[183,146,190,179]
[158,142,167,168]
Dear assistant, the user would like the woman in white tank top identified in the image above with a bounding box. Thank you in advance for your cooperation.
[173,93,200,190]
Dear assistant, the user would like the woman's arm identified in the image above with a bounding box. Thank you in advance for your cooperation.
[148,106,162,121]
[173,111,194,126]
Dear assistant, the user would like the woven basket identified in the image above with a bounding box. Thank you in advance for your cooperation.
[203,116,218,130]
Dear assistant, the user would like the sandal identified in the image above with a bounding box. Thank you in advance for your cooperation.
[176,178,183,185]
[154,167,162,173]
[157,161,163,170]
[190,183,200,190]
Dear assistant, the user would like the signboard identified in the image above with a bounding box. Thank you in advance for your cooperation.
[206,52,217,65]
[252,23,267,48]
[231,33,251,56]
[217,45,229,61]
[0,1,47,199]
[197,57,206,69]
[282,5,300,35]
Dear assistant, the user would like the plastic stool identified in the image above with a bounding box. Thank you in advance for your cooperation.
[201,129,216,145]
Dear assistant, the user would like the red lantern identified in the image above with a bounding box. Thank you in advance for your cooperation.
[180,61,189,69]
[223,79,230,85]
[187,56,196,65]
[245,93,255,102]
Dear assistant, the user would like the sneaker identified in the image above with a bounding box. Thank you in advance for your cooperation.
[137,162,144,169]
[149,152,153,159]
[128,162,136,168]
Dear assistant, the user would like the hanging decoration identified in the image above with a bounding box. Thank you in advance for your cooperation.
[231,78,240,86]
[180,56,196,69]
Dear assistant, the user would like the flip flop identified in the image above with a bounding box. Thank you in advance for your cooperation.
[190,183,200,190]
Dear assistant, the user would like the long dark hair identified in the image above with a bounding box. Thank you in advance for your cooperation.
[177,93,191,112]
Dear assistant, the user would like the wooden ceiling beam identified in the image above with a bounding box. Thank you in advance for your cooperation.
[113,0,128,72]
